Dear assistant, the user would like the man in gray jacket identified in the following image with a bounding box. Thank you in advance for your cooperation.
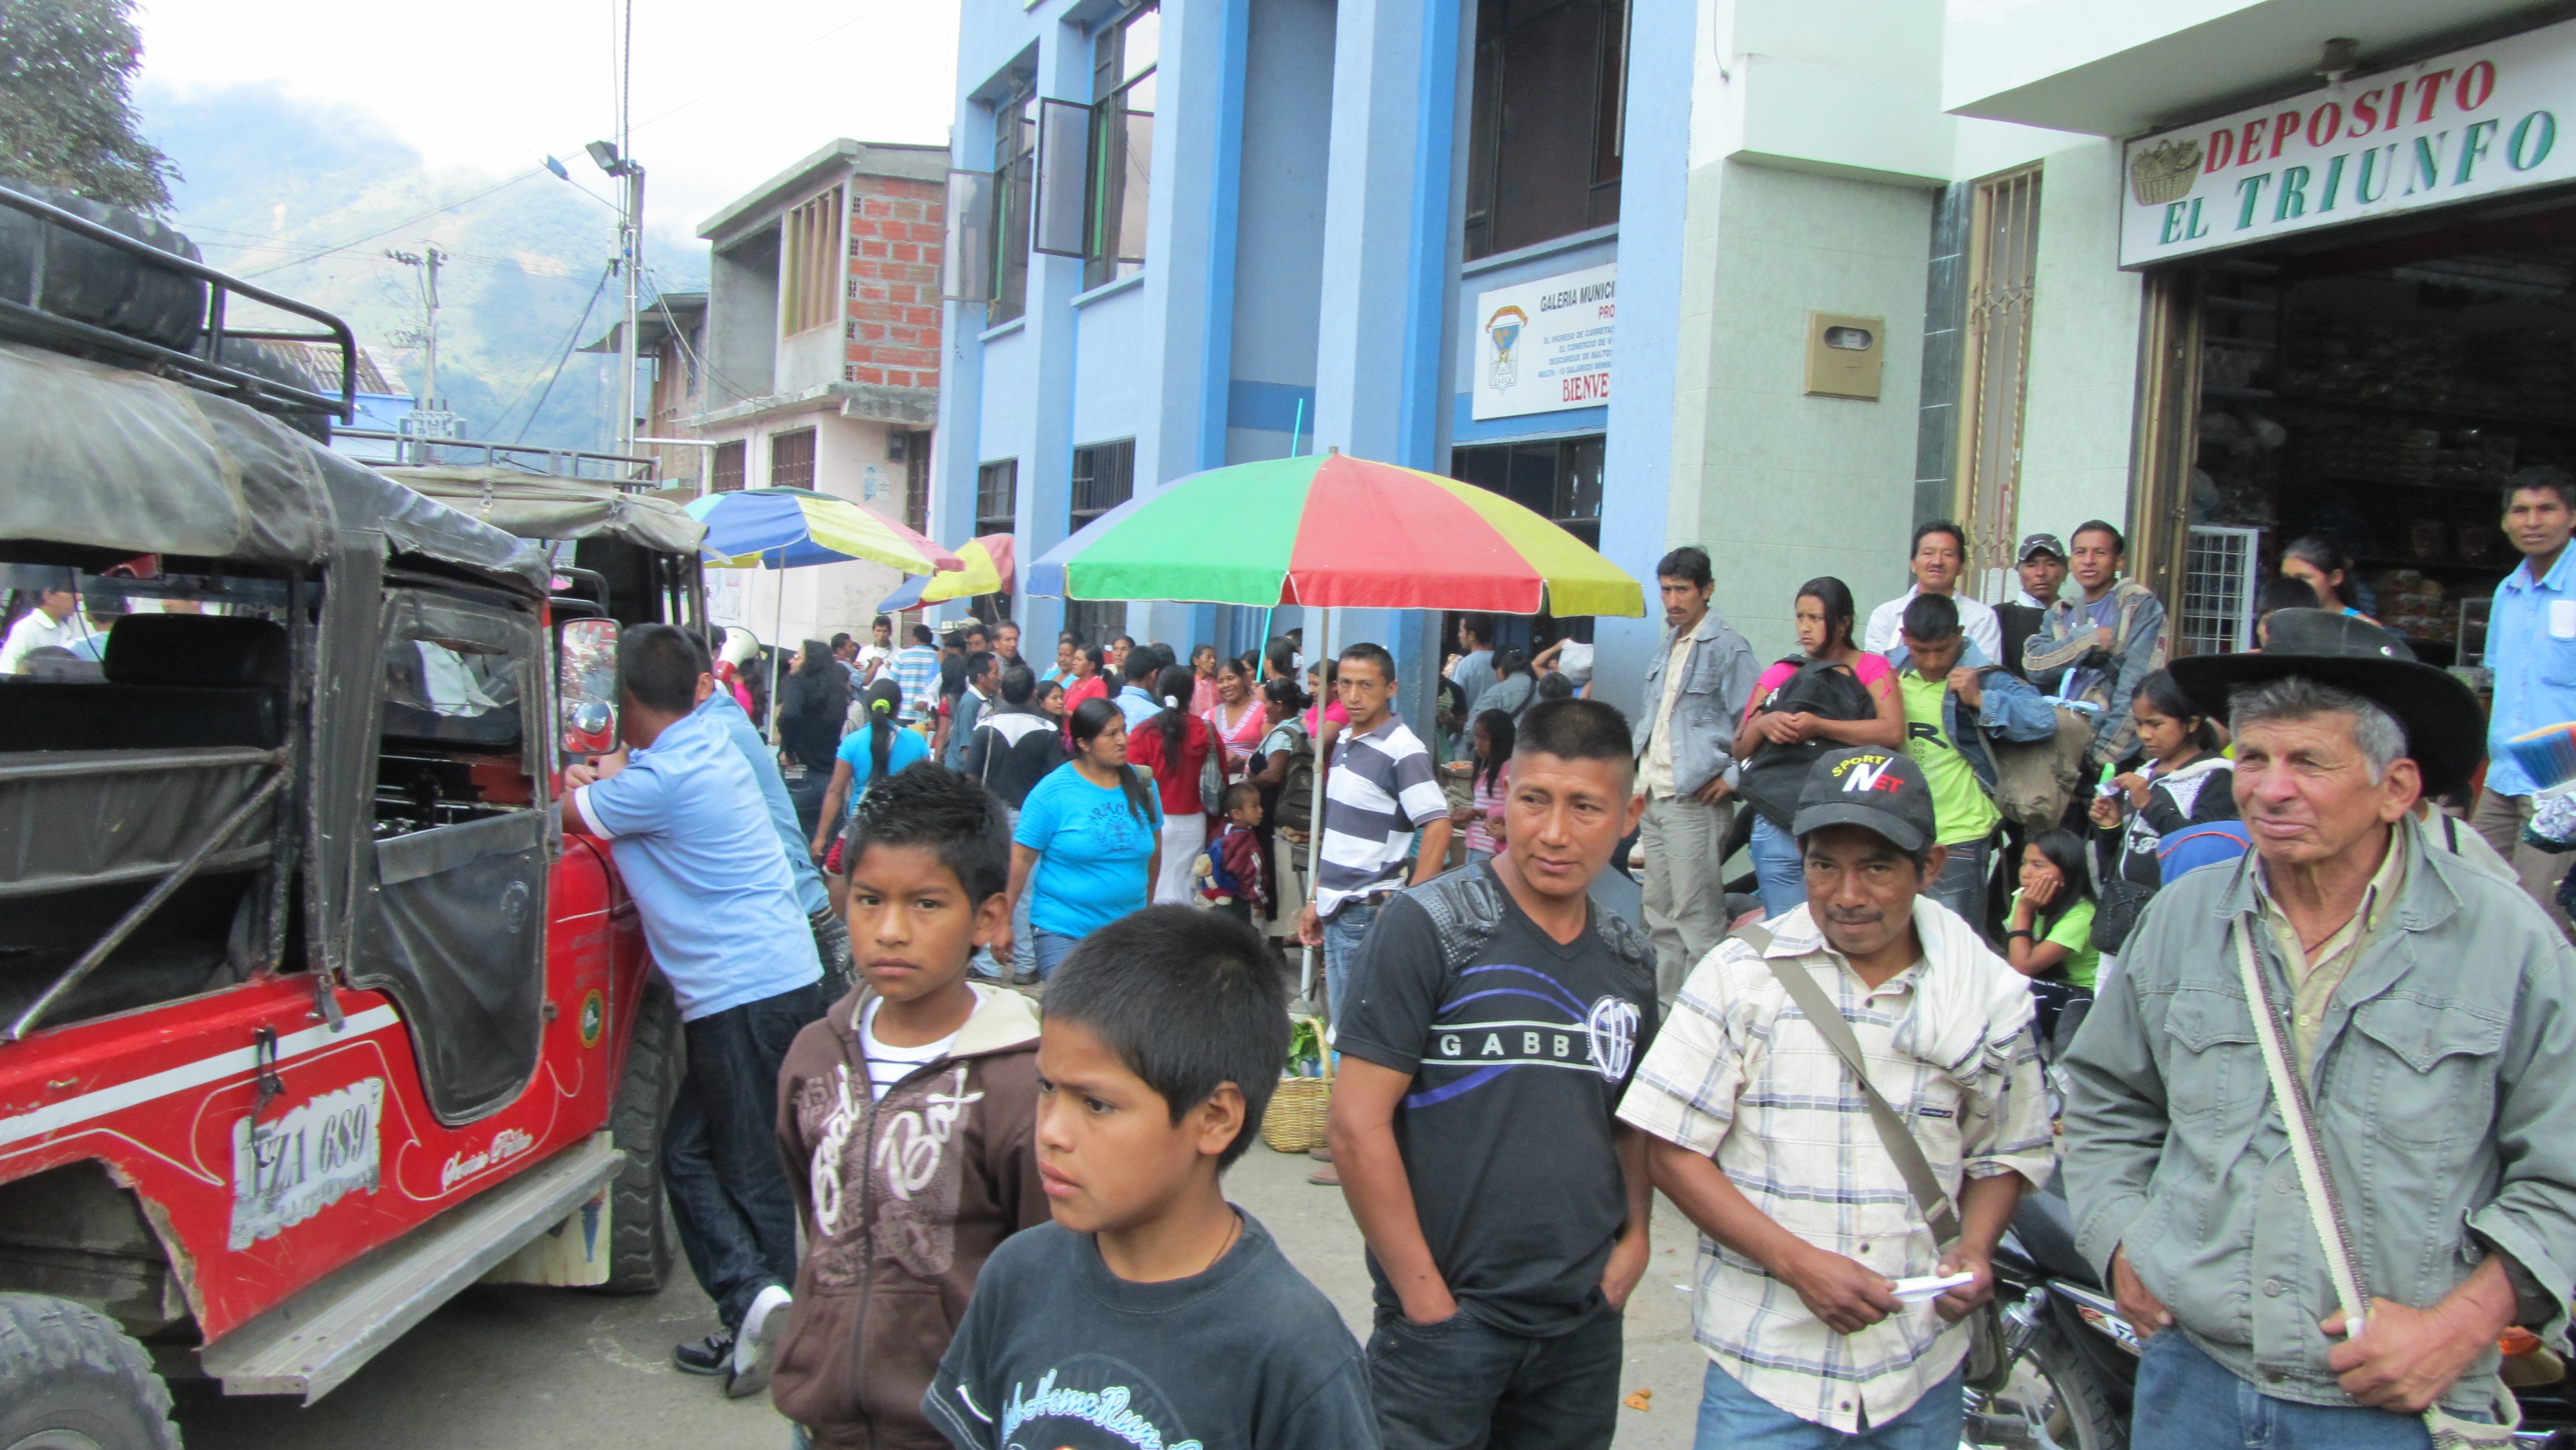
[1632,545,1759,1002]
[2061,611,2576,1448]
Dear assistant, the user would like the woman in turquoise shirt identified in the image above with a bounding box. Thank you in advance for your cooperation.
[810,679,931,891]
[999,697,1160,980]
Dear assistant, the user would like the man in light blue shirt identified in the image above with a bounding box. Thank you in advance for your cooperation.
[1115,649,1163,730]
[2475,467,2576,934]
[564,624,819,1398]
[695,686,845,992]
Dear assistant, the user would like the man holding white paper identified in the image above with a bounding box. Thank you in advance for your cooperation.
[1617,748,2051,1446]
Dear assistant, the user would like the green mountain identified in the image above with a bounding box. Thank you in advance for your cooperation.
[136,83,708,451]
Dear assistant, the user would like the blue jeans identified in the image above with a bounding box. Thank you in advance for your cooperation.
[1032,928,1081,981]
[1323,897,1384,1025]
[1694,1359,1961,1448]
[1748,815,1806,919]
[1927,836,1990,927]
[664,980,821,1329]
[2132,1329,2459,1449]
[1367,1304,1623,1450]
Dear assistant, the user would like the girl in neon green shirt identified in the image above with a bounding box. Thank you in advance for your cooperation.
[2004,828,2101,989]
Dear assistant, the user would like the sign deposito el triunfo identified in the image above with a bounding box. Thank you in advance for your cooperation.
[1472,263,1616,421]
[2118,20,2571,268]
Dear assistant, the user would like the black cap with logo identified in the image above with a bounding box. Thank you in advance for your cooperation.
[1790,747,1939,856]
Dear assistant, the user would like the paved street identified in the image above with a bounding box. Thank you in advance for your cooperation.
[177,1138,1711,1449]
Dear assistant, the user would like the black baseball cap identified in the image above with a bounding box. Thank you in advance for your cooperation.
[2016,533,2067,562]
[1790,747,1938,856]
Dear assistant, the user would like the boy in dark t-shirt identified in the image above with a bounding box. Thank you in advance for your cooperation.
[1330,698,1659,1450]
[924,908,1377,1450]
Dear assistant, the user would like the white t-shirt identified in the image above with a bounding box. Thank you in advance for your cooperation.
[862,993,965,1101]
[0,609,83,676]
[1863,586,2004,665]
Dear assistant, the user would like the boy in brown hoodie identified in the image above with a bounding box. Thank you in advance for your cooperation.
[772,763,1046,1449]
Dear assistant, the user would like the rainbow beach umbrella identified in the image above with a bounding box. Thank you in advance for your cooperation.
[1024,451,1643,616]
[877,534,1017,613]
[682,487,963,732]
[685,487,964,574]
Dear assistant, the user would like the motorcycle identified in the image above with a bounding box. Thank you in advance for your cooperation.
[1965,1180,2137,1449]
[1967,986,2576,1449]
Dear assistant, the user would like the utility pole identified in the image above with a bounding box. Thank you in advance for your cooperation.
[386,245,454,457]
[587,144,646,458]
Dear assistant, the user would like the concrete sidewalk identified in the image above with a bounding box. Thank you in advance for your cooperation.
[179,1134,1710,1449]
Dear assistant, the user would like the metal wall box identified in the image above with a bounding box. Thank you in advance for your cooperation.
[1804,312,1884,400]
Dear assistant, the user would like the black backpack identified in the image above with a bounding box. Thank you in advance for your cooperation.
[1735,656,1878,830]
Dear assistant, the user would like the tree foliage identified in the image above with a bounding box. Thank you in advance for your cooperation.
[0,0,176,212]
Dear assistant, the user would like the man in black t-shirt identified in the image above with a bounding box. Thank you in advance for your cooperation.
[1329,698,1658,1450]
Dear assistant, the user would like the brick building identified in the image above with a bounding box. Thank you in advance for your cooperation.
[689,139,948,648]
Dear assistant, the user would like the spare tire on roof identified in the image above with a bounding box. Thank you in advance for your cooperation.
[0,178,207,355]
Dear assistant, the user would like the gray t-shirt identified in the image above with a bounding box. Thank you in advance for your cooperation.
[925,1214,1376,1450]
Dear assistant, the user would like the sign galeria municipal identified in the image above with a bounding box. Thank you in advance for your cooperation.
[1472,263,1615,421]
[2119,19,2571,267]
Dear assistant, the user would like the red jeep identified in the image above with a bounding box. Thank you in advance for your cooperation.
[0,183,691,1446]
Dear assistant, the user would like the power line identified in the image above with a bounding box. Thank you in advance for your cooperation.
[506,262,615,444]
[237,171,545,278]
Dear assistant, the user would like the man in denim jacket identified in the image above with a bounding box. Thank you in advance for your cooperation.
[2061,612,2576,1449]
[1632,546,1760,1002]
[2021,520,2166,767]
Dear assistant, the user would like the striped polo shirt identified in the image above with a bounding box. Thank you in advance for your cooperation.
[1315,710,1448,918]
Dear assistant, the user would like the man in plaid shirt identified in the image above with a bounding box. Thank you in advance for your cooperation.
[1618,747,2050,1446]
[887,622,941,725]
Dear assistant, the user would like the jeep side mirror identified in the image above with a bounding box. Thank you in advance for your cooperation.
[559,618,620,757]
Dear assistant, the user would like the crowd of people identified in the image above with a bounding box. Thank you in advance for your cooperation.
[532,462,2576,1450]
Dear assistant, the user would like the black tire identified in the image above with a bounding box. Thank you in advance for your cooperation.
[0,178,206,354]
[1965,1321,2127,1450]
[0,1293,180,1450]
[590,980,682,1294]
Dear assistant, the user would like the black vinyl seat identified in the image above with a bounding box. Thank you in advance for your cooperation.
[0,614,289,752]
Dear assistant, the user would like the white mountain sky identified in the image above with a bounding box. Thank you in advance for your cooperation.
[134,0,963,243]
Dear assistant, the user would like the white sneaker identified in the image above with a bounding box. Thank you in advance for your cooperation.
[726,1284,792,1399]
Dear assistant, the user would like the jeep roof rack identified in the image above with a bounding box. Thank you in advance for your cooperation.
[335,432,658,488]
[0,184,357,422]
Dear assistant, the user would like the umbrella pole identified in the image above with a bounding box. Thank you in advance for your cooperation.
[1301,608,1331,1014]
[769,548,787,742]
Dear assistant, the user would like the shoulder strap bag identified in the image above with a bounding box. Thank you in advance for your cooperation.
[2230,913,2519,1448]
[1732,922,2005,1389]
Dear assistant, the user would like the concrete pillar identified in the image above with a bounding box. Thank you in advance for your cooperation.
[1590,0,1696,712]
[1311,0,1461,718]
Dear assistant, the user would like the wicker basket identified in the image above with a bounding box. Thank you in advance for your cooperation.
[1262,1074,1332,1154]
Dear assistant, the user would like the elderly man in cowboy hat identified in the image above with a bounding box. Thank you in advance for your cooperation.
[2060,609,2576,1449]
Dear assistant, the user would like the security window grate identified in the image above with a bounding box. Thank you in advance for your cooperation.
[2180,525,2261,656]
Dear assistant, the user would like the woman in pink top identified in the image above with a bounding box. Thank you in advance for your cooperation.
[1202,655,1267,779]
[1731,576,1906,918]
[1188,643,1226,717]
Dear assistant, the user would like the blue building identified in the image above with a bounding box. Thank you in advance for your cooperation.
[932,0,1686,704]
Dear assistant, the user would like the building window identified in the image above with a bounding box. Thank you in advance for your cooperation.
[990,82,1037,324]
[711,439,747,493]
[770,427,817,490]
[977,459,1020,537]
[1070,438,1135,528]
[1952,165,2041,596]
[782,185,845,336]
[1085,5,1157,289]
[1451,435,1603,550]
[1463,0,1627,262]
